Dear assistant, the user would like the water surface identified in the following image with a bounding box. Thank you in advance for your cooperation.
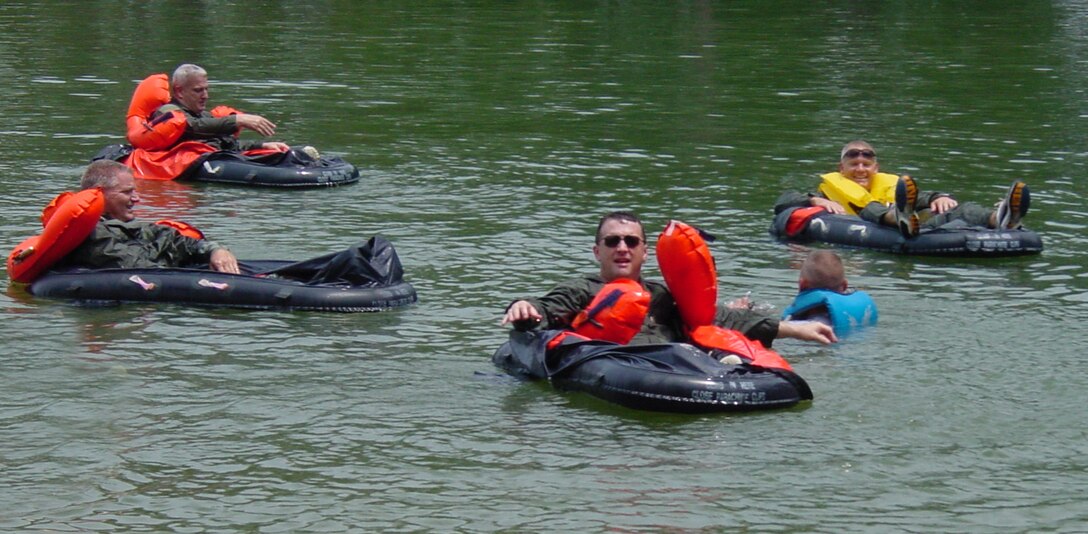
[2,2,1086,531]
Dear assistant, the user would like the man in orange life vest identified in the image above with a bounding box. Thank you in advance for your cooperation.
[153,63,290,153]
[501,211,836,346]
[773,140,1030,238]
[61,160,241,273]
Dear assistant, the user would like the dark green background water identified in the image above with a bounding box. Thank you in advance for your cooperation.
[2,2,1086,531]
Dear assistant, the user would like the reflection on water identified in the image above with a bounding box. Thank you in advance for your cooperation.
[2,1,1087,531]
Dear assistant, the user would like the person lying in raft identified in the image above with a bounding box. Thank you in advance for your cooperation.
[59,161,402,286]
[156,63,289,153]
[501,210,837,347]
[773,140,1031,238]
[62,160,241,273]
[782,250,877,337]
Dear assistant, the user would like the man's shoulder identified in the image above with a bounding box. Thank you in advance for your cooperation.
[155,102,183,114]
[96,218,162,237]
[99,217,149,228]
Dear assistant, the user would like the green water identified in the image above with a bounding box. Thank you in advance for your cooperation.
[2,2,1087,531]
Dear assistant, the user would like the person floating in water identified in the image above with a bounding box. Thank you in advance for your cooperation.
[774,140,1030,238]
[782,250,877,337]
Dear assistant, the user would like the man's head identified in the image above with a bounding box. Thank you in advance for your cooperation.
[799,249,847,293]
[838,140,879,189]
[593,211,648,282]
[81,160,139,222]
[172,63,209,113]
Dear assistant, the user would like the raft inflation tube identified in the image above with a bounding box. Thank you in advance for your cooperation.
[8,192,415,311]
[771,206,1043,257]
[492,220,812,414]
[493,330,812,413]
[96,73,360,188]
[29,260,417,312]
[23,229,416,312]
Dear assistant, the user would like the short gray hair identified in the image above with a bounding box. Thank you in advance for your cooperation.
[81,160,130,190]
[171,63,207,87]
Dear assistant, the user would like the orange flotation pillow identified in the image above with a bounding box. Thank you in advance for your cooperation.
[689,325,794,371]
[125,141,219,181]
[7,189,105,283]
[154,219,205,240]
[210,105,239,117]
[40,191,74,225]
[656,219,793,371]
[126,73,187,151]
[209,105,243,137]
[656,220,718,328]
[784,206,827,237]
[569,278,651,345]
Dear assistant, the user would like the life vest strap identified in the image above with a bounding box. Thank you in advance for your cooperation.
[568,278,650,345]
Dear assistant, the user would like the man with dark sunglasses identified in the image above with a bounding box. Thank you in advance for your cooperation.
[501,211,836,347]
[773,140,1030,237]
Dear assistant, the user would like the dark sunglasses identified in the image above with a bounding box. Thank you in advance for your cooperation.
[843,149,876,160]
[601,235,643,248]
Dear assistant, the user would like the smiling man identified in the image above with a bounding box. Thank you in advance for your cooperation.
[62,160,239,273]
[501,211,835,346]
[774,140,1030,237]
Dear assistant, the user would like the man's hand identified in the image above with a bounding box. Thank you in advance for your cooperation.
[811,196,846,215]
[261,141,290,152]
[209,248,240,274]
[235,113,277,137]
[501,300,542,326]
[778,320,838,345]
[930,196,958,214]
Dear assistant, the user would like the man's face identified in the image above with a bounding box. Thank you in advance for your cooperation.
[593,219,648,282]
[838,145,879,189]
[175,74,209,113]
[103,170,140,222]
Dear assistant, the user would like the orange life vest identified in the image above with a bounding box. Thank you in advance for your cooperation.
[154,219,205,240]
[569,278,650,344]
[7,189,105,283]
[545,278,650,350]
[126,74,188,151]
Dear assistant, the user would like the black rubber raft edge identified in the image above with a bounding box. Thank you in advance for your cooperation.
[29,262,416,312]
[770,207,1043,256]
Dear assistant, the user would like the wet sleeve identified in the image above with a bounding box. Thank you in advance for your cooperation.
[517,278,596,331]
[186,114,239,136]
[141,224,223,267]
[714,307,780,347]
[774,191,816,214]
[921,190,952,207]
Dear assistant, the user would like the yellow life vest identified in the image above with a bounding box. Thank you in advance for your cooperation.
[817,172,900,215]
